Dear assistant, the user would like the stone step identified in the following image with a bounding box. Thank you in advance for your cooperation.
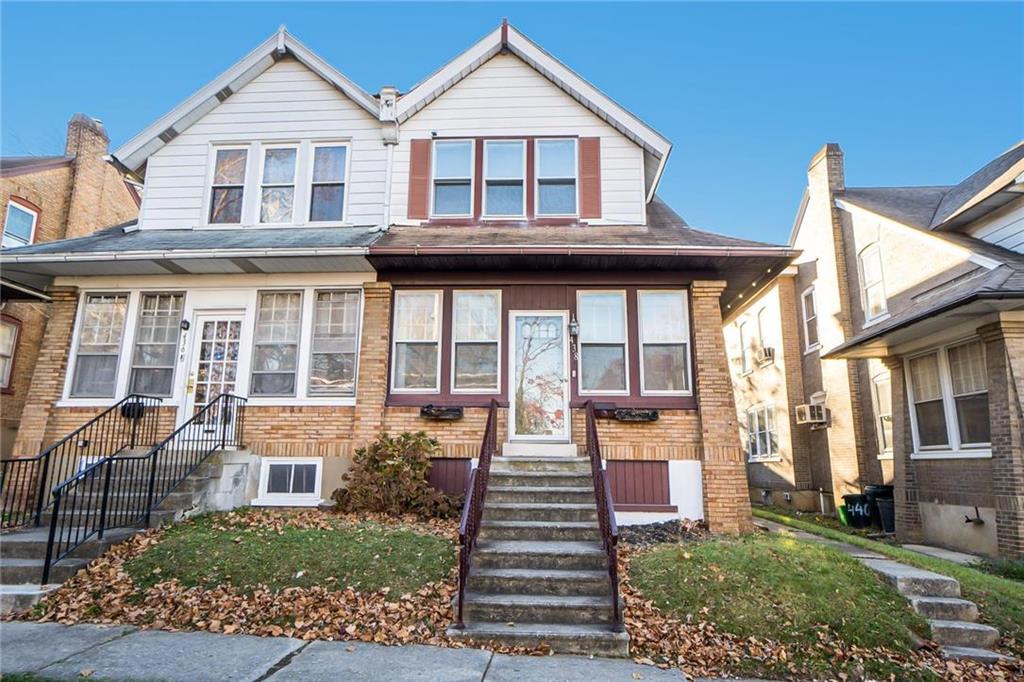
[0,557,87,585]
[479,520,600,542]
[36,490,196,517]
[487,486,594,505]
[940,646,1014,664]
[483,502,597,523]
[98,476,210,493]
[468,567,610,597]
[446,622,628,657]
[472,540,608,571]
[928,620,1000,649]
[910,596,979,622]
[37,508,178,529]
[0,583,60,615]
[488,472,593,488]
[0,527,136,560]
[460,592,619,625]
[490,457,591,474]
[862,559,961,597]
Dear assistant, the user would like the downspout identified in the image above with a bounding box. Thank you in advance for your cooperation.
[376,86,400,233]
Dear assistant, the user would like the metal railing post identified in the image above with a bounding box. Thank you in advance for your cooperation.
[97,461,114,540]
[33,453,52,526]
[41,491,61,585]
[144,447,159,528]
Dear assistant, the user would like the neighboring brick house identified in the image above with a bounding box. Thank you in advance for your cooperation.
[0,115,140,457]
[726,141,1024,558]
[0,24,796,533]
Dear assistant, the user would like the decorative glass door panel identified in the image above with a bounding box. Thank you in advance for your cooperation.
[182,315,242,433]
[510,312,570,440]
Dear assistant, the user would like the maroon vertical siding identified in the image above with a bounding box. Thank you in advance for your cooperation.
[428,458,471,496]
[606,460,675,511]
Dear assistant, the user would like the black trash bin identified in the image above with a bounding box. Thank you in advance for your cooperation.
[864,484,894,529]
[842,494,872,528]
[875,497,896,534]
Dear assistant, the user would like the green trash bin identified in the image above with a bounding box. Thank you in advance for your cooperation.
[837,505,850,526]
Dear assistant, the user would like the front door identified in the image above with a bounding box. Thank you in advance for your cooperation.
[180,312,243,432]
[509,311,570,442]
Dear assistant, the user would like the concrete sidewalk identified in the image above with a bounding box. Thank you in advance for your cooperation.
[0,621,701,682]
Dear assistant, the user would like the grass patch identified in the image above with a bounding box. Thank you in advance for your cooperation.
[124,514,453,594]
[754,508,1024,657]
[630,532,932,679]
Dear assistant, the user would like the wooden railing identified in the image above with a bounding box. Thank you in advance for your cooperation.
[0,394,164,529]
[41,394,246,584]
[453,398,498,629]
[584,400,623,630]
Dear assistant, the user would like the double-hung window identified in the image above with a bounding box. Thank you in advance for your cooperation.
[452,291,501,392]
[746,404,778,461]
[871,372,894,457]
[251,291,302,396]
[483,140,525,217]
[738,320,751,374]
[577,291,627,393]
[3,200,37,248]
[907,340,990,455]
[129,293,184,396]
[392,291,442,391]
[259,146,298,224]
[638,290,690,394]
[71,294,128,398]
[309,145,347,222]
[536,139,577,216]
[432,141,473,216]
[308,290,361,396]
[0,318,19,389]
[859,243,888,322]
[209,148,248,224]
[801,286,819,351]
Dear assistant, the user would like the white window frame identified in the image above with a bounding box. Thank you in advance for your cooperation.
[306,141,351,224]
[250,290,304,398]
[450,289,502,395]
[870,371,894,460]
[904,338,991,460]
[637,289,693,397]
[257,143,300,225]
[738,319,751,375]
[66,292,131,400]
[391,289,443,394]
[0,318,19,389]
[128,292,185,398]
[534,138,579,217]
[576,290,629,396]
[430,140,475,218]
[745,402,779,462]
[253,456,324,507]
[858,242,889,325]
[3,199,38,248]
[482,139,527,218]
[306,288,362,397]
[801,286,820,353]
[205,144,251,226]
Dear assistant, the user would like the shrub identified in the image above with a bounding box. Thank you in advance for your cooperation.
[333,431,462,518]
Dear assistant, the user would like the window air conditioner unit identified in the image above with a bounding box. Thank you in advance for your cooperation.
[755,346,775,366]
[795,404,829,426]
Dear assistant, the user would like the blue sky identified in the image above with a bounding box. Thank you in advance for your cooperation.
[2,2,1021,243]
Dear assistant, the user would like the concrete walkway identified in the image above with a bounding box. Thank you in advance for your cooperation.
[0,621,706,682]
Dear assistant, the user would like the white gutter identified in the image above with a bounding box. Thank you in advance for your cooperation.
[1,246,370,264]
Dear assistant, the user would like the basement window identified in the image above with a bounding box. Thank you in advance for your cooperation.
[254,457,323,507]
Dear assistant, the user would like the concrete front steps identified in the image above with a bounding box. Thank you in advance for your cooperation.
[447,455,628,657]
[863,558,1007,663]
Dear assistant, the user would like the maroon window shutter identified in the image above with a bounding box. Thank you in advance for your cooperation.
[579,137,602,219]
[408,139,432,220]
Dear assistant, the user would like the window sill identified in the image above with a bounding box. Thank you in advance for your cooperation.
[198,222,355,230]
[748,456,782,464]
[803,344,821,356]
[861,313,891,329]
[910,449,991,460]
[251,496,326,507]
[56,399,177,409]
[877,452,894,461]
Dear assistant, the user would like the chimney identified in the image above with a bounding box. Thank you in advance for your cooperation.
[64,113,115,238]
[807,142,844,193]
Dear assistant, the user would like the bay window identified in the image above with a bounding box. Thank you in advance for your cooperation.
[209,147,248,224]
[452,291,501,392]
[392,291,441,391]
[483,140,525,217]
[432,141,473,217]
[746,403,778,461]
[251,291,302,396]
[71,294,128,398]
[638,290,690,394]
[259,146,298,224]
[577,291,627,393]
[308,290,361,396]
[536,139,577,216]
[309,145,347,222]
[859,243,888,322]
[129,293,184,396]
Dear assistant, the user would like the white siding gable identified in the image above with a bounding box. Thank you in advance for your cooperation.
[390,54,648,225]
[964,195,1024,254]
[139,57,386,230]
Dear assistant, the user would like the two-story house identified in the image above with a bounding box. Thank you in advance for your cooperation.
[726,142,1024,558]
[1,24,796,534]
[0,114,140,458]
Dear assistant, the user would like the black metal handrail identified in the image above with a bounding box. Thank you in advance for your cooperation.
[454,398,498,629]
[41,393,247,583]
[0,394,164,529]
[584,400,623,631]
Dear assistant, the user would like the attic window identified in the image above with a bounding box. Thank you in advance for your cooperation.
[259,146,298,224]
[483,140,525,217]
[432,141,473,217]
[536,139,577,216]
[309,145,347,222]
